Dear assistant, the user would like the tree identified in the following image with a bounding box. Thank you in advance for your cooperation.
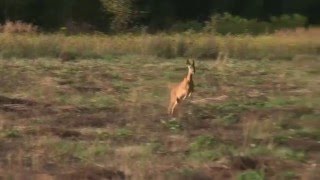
[100,0,137,32]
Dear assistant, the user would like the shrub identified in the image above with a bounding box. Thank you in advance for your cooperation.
[1,21,38,34]
[205,13,271,35]
[170,20,203,33]
[205,13,308,35]
[270,14,307,30]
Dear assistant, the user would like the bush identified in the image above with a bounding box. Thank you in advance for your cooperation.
[205,13,308,35]
[0,21,38,34]
[170,20,203,33]
[205,13,271,35]
[270,14,307,30]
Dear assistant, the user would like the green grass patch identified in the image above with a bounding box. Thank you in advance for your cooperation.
[237,170,265,180]
[115,128,133,139]
[52,140,110,162]
[190,135,217,150]
[274,147,306,162]
[3,129,21,138]
[162,119,183,132]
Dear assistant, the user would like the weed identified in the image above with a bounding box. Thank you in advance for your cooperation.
[115,128,133,139]
[147,141,166,154]
[245,146,272,156]
[164,168,203,180]
[280,171,298,180]
[214,100,265,125]
[188,136,227,162]
[112,81,130,93]
[89,95,116,109]
[237,170,265,180]
[115,145,152,160]
[31,118,46,125]
[294,129,320,141]
[51,140,110,163]
[162,119,183,132]
[264,97,299,108]
[299,114,319,121]
[215,101,248,113]
[273,135,290,144]
[178,168,209,180]
[97,131,111,140]
[3,129,21,138]
[188,150,221,162]
[190,135,217,150]
[219,113,240,125]
[275,147,306,162]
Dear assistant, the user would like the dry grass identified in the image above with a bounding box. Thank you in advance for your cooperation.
[0,21,38,34]
[0,28,319,59]
[274,27,320,37]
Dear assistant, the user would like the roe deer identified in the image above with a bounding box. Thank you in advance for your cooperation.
[168,59,196,115]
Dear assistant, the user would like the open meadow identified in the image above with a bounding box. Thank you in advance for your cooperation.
[0,32,319,179]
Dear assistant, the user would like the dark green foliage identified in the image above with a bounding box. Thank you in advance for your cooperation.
[205,13,308,35]
[0,0,319,33]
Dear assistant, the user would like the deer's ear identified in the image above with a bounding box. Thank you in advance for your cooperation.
[186,59,190,65]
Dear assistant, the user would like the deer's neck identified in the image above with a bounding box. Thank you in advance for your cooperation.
[186,72,193,82]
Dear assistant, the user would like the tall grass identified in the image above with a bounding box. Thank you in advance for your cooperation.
[0,28,319,59]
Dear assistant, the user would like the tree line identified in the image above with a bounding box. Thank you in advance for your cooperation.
[0,0,319,33]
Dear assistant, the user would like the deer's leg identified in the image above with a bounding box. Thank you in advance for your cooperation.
[168,100,173,114]
[182,93,189,100]
[170,98,180,115]
[170,101,177,115]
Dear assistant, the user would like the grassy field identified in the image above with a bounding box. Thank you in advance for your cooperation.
[0,53,319,179]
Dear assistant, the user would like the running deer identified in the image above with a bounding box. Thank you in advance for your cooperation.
[168,59,195,115]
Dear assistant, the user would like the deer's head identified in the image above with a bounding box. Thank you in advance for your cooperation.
[186,59,195,74]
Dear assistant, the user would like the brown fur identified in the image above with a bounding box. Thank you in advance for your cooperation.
[168,59,195,115]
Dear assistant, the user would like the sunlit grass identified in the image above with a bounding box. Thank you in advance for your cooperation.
[0,29,319,60]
